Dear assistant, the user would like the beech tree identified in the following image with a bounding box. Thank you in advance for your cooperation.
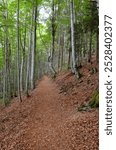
[70,0,80,78]
[17,0,22,102]
[3,0,11,104]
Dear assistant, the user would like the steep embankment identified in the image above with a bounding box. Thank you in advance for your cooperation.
[0,63,98,150]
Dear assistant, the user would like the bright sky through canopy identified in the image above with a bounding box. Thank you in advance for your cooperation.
[39,6,51,25]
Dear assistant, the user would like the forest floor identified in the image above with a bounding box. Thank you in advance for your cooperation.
[0,62,99,150]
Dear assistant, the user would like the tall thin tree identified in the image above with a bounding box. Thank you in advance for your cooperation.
[17,0,22,102]
[31,0,37,89]
[70,0,80,78]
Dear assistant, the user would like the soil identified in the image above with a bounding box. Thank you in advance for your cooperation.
[0,63,99,150]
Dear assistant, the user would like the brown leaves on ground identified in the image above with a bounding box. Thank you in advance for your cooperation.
[0,62,99,150]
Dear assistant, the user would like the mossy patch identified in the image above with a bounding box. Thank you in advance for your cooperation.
[89,67,97,74]
[89,89,99,108]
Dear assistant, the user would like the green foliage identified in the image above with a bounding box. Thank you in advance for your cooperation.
[89,89,99,108]
[0,0,99,104]
[82,0,99,33]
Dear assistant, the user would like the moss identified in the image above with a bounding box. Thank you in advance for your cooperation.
[89,89,99,108]
[89,67,97,74]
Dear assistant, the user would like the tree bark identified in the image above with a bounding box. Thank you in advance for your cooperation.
[3,0,11,105]
[50,0,56,76]
[96,28,99,63]
[58,31,61,72]
[31,1,37,89]
[61,32,64,71]
[88,30,92,63]
[70,0,80,78]
[16,0,22,102]
[25,30,31,97]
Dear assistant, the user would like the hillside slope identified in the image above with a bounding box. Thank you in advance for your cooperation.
[0,63,99,150]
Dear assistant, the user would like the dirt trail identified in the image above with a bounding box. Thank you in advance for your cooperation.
[0,76,98,150]
[22,76,75,150]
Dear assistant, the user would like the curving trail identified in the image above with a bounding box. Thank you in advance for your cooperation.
[0,76,98,150]
[20,76,75,150]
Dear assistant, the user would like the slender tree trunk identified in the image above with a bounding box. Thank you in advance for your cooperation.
[50,0,56,76]
[61,32,64,70]
[68,47,71,69]
[8,43,11,97]
[63,30,67,65]
[20,57,23,92]
[83,32,87,58]
[96,28,99,63]
[23,25,27,89]
[25,30,31,97]
[20,33,23,92]
[58,32,61,72]
[68,29,72,69]
[16,0,22,102]
[34,2,38,82]
[3,0,10,105]
[20,24,27,91]
[3,28,9,104]
[22,27,26,91]
[70,0,80,78]
[31,1,37,89]
[88,30,92,63]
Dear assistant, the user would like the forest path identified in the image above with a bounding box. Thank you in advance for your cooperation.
[0,75,98,150]
[22,76,75,150]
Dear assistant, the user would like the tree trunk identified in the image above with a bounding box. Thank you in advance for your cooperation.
[61,33,64,71]
[58,31,61,72]
[68,47,71,69]
[50,0,56,76]
[63,30,67,65]
[16,0,22,102]
[70,0,80,78]
[20,24,27,91]
[83,32,87,58]
[31,1,37,89]
[25,30,31,97]
[88,31,92,63]
[96,28,99,63]
[3,0,11,105]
